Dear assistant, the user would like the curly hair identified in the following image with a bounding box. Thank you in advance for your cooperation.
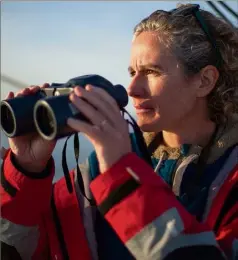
[133,4,238,124]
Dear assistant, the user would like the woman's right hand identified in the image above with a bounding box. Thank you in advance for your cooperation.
[6,84,57,173]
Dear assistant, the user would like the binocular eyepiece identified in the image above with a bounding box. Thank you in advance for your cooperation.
[1,74,128,140]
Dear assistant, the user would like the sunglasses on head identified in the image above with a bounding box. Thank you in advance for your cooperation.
[150,4,222,68]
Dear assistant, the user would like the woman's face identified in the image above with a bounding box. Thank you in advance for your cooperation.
[127,31,200,132]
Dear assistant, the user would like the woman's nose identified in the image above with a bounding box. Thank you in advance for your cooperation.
[127,76,146,97]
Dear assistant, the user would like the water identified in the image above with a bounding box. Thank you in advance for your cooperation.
[1,131,94,181]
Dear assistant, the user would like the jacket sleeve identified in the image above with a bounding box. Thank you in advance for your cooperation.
[215,182,238,259]
[0,149,55,260]
[90,152,231,260]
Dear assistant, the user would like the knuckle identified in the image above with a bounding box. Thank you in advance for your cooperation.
[42,83,49,88]
[29,85,40,91]
[16,90,23,96]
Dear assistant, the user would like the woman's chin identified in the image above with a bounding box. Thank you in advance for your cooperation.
[137,119,161,133]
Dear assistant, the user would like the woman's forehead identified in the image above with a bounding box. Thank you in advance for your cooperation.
[130,33,176,69]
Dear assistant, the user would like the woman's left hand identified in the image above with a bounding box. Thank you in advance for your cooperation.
[67,85,132,173]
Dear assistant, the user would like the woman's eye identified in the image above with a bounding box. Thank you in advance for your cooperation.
[129,71,136,77]
[145,69,159,75]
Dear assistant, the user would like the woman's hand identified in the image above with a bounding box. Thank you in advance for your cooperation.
[67,85,132,173]
[5,85,56,172]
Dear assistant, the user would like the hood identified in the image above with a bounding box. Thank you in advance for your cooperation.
[143,115,238,164]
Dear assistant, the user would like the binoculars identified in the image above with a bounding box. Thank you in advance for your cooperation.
[0,74,128,141]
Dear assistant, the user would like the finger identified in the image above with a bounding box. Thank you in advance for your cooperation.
[69,93,104,126]
[15,87,32,97]
[85,85,120,114]
[68,116,122,142]
[5,85,43,99]
[5,92,14,99]
[67,117,99,140]
[16,85,42,97]
[74,86,122,127]
[41,83,50,88]
[29,85,41,93]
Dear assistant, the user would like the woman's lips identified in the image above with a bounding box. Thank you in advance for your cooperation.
[134,105,154,114]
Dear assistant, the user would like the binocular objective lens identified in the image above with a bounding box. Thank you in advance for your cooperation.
[35,106,55,137]
[1,103,15,135]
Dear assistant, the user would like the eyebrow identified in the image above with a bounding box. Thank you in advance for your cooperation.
[128,64,165,73]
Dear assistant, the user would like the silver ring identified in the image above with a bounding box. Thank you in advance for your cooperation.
[100,120,108,127]
[93,120,108,131]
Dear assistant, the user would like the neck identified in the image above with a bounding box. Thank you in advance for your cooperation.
[162,110,216,148]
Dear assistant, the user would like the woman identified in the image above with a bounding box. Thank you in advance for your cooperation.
[1,4,237,260]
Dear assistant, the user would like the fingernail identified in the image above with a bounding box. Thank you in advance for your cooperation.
[86,84,93,90]
[74,86,83,96]
[69,92,75,100]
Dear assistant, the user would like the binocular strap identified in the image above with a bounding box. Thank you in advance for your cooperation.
[62,133,95,205]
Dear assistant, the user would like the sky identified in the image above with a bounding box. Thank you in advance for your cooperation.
[1,1,237,106]
[1,1,237,178]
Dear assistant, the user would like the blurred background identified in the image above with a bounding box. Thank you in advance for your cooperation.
[1,1,237,180]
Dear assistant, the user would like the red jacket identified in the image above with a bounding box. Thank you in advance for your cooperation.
[1,146,238,260]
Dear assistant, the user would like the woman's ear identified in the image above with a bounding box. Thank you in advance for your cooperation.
[196,65,219,98]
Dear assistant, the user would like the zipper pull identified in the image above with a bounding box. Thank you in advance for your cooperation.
[154,151,168,173]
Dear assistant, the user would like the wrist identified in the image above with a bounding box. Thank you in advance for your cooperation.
[10,151,54,179]
[99,151,131,174]
[12,153,49,173]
